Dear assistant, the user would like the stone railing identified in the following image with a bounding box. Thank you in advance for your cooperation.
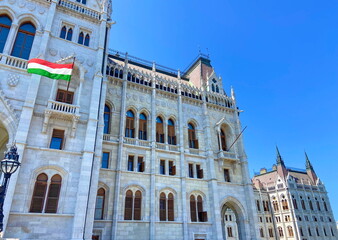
[103,134,112,141]
[0,54,28,70]
[168,145,179,152]
[47,100,79,115]
[58,0,101,20]
[217,151,238,161]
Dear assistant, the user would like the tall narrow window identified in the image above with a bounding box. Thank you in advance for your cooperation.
[273,201,279,212]
[50,129,65,150]
[188,163,194,178]
[94,188,105,219]
[60,26,67,39]
[309,200,313,210]
[84,34,90,46]
[168,193,174,221]
[260,228,264,237]
[169,161,176,176]
[197,195,207,222]
[45,174,62,213]
[256,200,261,211]
[0,15,12,53]
[156,117,164,143]
[134,190,142,220]
[301,199,306,210]
[224,169,230,182]
[190,195,197,222]
[316,227,320,236]
[268,228,274,237]
[78,32,84,44]
[125,110,135,138]
[102,152,109,169]
[278,227,284,237]
[66,28,73,41]
[316,201,321,211]
[30,173,48,213]
[323,200,328,211]
[287,226,294,237]
[216,85,219,93]
[220,129,227,151]
[159,193,166,221]
[168,119,176,145]
[139,113,147,140]
[188,123,198,149]
[103,104,111,134]
[196,165,203,179]
[137,156,144,172]
[227,227,233,237]
[160,160,165,175]
[282,199,289,210]
[127,155,134,171]
[293,198,298,209]
[11,22,36,59]
[124,190,133,220]
[56,89,74,104]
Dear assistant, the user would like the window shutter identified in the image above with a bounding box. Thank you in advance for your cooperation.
[52,129,64,139]
[173,136,176,145]
[171,165,176,176]
[159,193,166,221]
[168,194,174,221]
[197,195,203,221]
[66,92,74,104]
[198,169,204,179]
[193,139,199,149]
[140,161,145,172]
[30,174,48,213]
[45,174,62,213]
[134,191,142,220]
[124,190,133,220]
[56,90,64,102]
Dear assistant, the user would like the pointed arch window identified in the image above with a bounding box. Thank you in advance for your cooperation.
[60,26,67,39]
[139,113,147,140]
[124,190,142,220]
[114,68,119,78]
[84,34,90,46]
[0,15,12,53]
[11,22,36,60]
[220,129,227,151]
[159,192,174,221]
[288,226,294,237]
[216,85,220,93]
[316,200,321,211]
[30,173,62,213]
[66,28,73,41]
[134,190,142,220]
[156,117,164,143]
[168,119,176,145]
[188,123,198,149]
[211,84,215,92]
[282,199,289,210]
[227,227,233,237]
[260,228,264,237]
[272,201,279,212]
[301,199,306,210]
[278,227,284,237]
[78,32,84,44]
[125,110,135,138]
[124,190,133,220]
[268,228,274,237]
[104,104,111,134]
[190,194,207,222]
[94,188,105,219]
[190,195,197,222]
[159,193,166,221]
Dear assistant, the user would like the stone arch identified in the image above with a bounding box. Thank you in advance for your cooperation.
[138,108,150,118]
[158,187,177,196]
[0,7,17,22]
[220,196,247,240]
[104,100,115,112]
[17,13,42,31]
[0,94,18,147]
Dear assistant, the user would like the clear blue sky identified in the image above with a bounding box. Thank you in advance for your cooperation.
[110,0,338,219]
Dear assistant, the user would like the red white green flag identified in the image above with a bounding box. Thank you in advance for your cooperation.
[27,58,73,81]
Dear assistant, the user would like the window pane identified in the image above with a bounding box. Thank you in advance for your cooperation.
[102,152,109,168]
[50,137,63,149]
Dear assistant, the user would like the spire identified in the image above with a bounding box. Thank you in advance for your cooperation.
[276,146,284,166]
[305,152,314,171]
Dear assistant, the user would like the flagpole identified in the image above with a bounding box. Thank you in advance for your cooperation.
[66,57,75,93]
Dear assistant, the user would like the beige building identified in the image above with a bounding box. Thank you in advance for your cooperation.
[253,148,337,240]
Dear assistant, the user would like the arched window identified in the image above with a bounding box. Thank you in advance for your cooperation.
[220,129,227,151]
[278,227,284,237]
[301,199,306,210]
[316,200,321,211]
[84,34,90,46]
[119,69,123,79]
[139,113,147,140]
[60,26,67,39]
[288,226,294,237]
[260,228,264,237]
[324,200,328,211]
[316,227,320,236]
[134,190,142,220]
[0,15,12,53]
[331,227,335,236]
[308,227,312,236]
[293,198,298,209]
[216,85,219,93]
[103,104,111,134]
[211,84,215,92]
[124,190,133,220]
[78,32,84,44]
[156,117,164,143]
[11,22,36,59]
[127,72,131,81]
[190,195,197,222]
[324,227,327,236]
[282,199,289,210]
[273,201,279,212]
[159,192,166,221]
[114,68,119,78]
[299,227,304,236]
[45,174,62,213]
[168,193,174,221]
[66,28,72,41]
[188,123,198,149]
[268,228,274,237]
[197,196,203,221]
[125,110,135,138]
[94,188,105,219]
[227,227,233,237]
[30,173,48,213]
[168,119,176,145]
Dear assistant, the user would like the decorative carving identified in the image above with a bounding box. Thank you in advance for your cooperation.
[77,56,84,64]
[27,2,36,11]
[18,0,25,7]
[8,0,16,4]
[7,74,20,87]
[49,48,58,56]
[38,6,45,14]
[86,59,94,67]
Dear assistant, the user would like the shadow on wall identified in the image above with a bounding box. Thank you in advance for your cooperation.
[0,121,9,160]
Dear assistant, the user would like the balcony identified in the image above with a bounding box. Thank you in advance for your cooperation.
[43,100,80,137]
[123,137,151,147]
[0,54,28,70]
[217,151,239,162]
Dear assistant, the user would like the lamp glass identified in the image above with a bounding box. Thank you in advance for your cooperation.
[1,159,20,174]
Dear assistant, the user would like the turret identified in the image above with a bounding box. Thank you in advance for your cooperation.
[276,146,287,179]
[305,152,318,184]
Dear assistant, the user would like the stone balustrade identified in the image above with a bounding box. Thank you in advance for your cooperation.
[58,0,101,20]
[0,54,28,70]
[47,100,79,115]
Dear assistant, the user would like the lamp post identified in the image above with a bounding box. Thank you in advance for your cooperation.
[0,144,20,233]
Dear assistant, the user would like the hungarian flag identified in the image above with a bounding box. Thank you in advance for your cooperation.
[27,58,73,81]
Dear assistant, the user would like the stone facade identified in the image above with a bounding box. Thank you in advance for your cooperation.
[252,149,338,240]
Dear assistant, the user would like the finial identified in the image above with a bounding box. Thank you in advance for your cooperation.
[276,146,284,166]
[177,69,181,79]
[124,52,128,64]
[152,62,156,72]
[231,86,235,99]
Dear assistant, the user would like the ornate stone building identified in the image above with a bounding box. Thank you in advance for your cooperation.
[253,149,338,240]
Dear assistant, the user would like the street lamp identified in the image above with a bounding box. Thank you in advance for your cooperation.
[0,144,20,232]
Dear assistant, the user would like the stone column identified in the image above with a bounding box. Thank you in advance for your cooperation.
[149,62,157,240]
[0,23,18,63]
[111,55,129,239]
[2,0,58,236]
[177,72,188,240]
